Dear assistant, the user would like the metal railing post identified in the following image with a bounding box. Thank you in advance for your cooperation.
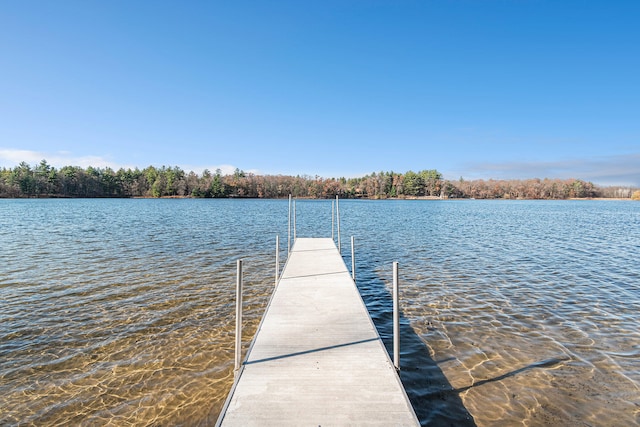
[235,259,243,373]
[351,236,355,281]
[393,261,400,370]
[293,199,297,241]
[288,195,292,255]
[331,199,335,240]
[275,235,279,286]
[336,195,341,253]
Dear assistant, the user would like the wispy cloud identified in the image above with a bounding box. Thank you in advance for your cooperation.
[0,148,250,177]
[177,164,253,176]
[0,149,126,170]
[453,154,640,187]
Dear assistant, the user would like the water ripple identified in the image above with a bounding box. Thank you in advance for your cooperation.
[1,199,639,426]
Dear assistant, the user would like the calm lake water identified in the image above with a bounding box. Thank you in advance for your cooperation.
[1,199,639,426]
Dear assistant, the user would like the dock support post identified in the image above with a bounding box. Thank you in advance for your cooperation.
[331,199,335,240]
[293,199,297,241]
[393,261,400,370]
[336,195,341,253]
[351,236,356,281]
[235,259,243,373]
[288,195,292,255]
[275,235,279,286]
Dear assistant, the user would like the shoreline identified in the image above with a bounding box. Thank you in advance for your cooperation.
[2,195,637,201]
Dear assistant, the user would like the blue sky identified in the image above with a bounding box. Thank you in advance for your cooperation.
[1,1,639,186]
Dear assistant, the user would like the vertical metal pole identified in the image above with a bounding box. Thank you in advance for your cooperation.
[393,261,400,370]
[288,195,292,255]
[275,235,279,286]
[235,259,243,373]
[331,199,335,240]
[336,195,341,253]
[293,199,297,240]
[351,236,355,281]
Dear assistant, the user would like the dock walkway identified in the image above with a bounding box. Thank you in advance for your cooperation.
[216,237,419,426]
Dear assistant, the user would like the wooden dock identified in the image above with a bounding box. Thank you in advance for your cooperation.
[216,237,419,426]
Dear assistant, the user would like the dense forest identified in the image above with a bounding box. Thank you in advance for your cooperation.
[1,160,638,200]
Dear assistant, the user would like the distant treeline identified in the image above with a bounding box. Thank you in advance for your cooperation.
[1,160,638,200]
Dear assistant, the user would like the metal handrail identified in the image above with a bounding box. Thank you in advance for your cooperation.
[232,200,402,379]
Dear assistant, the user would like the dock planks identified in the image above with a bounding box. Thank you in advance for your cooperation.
[216,237,419,426]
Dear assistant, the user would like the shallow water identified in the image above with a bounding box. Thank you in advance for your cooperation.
[1,199,639,426]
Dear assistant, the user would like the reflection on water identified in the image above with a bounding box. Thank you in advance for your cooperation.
[1,199,639,426]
